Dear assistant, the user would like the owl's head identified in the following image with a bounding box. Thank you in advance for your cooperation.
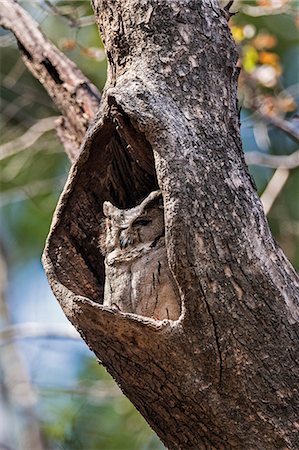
[100,190,164,255]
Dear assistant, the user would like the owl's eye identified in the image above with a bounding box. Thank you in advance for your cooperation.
[133,218,152,227]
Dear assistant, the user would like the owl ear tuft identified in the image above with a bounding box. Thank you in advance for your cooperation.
[103,201,114,217]
[139,190,162,213]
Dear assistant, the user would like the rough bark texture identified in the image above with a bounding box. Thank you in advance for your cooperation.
[18,0,298,448]
[0,0,101,159]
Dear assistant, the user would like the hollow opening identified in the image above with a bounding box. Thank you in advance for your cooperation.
[48,113,159,305]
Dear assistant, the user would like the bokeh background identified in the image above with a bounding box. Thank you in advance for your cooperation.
[0,1,298,449]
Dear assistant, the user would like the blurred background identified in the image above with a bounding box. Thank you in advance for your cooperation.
[0,0,298,449]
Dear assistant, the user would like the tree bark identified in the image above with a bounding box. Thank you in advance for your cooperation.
[3,0,299,448]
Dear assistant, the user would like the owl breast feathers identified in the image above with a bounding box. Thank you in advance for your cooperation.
[100,190,181,320]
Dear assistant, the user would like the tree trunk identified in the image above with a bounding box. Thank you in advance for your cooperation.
[5,0,299,448]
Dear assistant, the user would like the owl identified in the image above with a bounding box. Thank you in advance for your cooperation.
[100,190,181,320]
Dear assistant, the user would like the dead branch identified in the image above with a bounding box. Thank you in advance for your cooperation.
[0,0,101,160]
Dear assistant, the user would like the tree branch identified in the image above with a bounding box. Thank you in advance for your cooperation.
[0,0,101,160]
[256,110,299,143]
[261,168,290,215]
[0,322,80,345]
[245,148,299,169]
[38,384,122,401]
[0,116,58,160]
[0,176,64,207]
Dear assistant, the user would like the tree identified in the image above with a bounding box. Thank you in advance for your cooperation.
[1,0,298,449]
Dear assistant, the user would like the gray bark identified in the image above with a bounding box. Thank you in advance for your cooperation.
[8,0,296,448]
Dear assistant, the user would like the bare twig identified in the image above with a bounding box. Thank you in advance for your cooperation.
[256,110,299,144]
[242,73,299,144]
[0,116,59,160]
[245,149,299,169]
[0,0,101,160]
[243,3,293,17]
[261,168,290,215]
[0,176,65,207]
[43,0,95,28]
[38,384,122,401]
[0,322,80,345]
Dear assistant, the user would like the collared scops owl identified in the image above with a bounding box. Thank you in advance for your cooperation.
[100,190,181,320]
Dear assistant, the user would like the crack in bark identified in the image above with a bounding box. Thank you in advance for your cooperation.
[41,58,63,85]
[16,39,32,60]
[201,293,223,388]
